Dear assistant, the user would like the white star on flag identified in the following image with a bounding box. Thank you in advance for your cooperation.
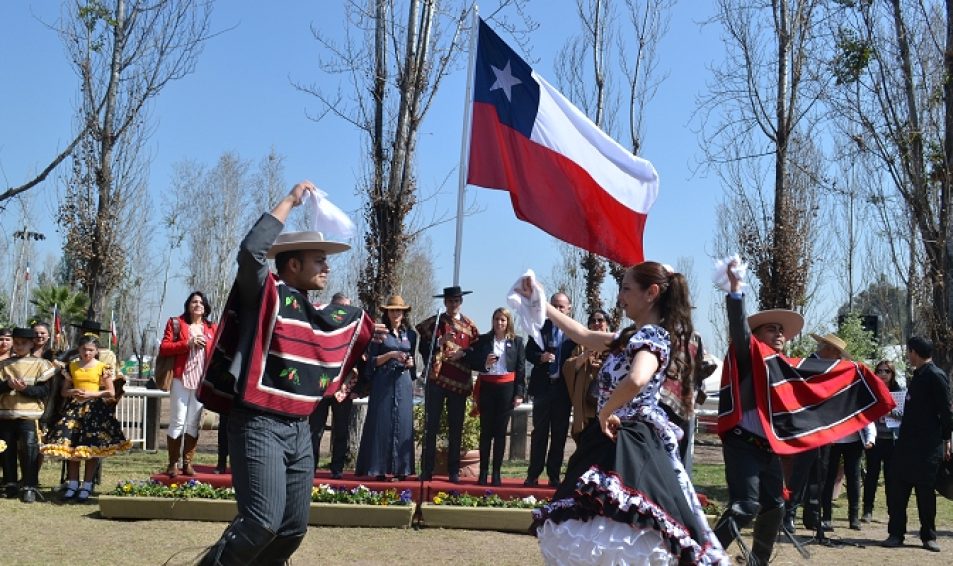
[489,61,521,102]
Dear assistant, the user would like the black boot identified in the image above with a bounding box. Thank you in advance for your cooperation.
[256,533,306,566]
[713,501,760,550]
[198,516,276,566]
[750,506,784,565]
[782,503,797,534]
[491,464,502,487]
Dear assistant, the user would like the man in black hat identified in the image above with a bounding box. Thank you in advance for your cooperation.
[416,285,480,482]
[0,327,56,502]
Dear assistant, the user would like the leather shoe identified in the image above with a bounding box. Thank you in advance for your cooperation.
[523,478,539,487]
[849,519,861,530]
[491,474,502,487]
[782,516,795,534]
[861,511,872,523]
[819,521,833,532]
[19,488,36,504]
[477,474,488,486]
[330,471,343,480]
[881,535,904,548]
[418,473,432,481]
[547,478,559,488]
[448,473,460,484]
[923,540,941,552]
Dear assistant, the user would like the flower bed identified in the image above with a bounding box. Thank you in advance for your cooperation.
[101,480,414,528]
[421,490,546,533]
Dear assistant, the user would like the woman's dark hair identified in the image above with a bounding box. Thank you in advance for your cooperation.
[182,291,213,323]
[0,327,12,337]
[609,261,695,405]
[380,309,411,333]
[874,359,901,392]
[587,309,612,329]
[77,334,101,349]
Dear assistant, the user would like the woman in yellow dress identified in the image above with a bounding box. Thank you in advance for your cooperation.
[42,335,131,502]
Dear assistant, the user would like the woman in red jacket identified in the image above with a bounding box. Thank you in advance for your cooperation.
[159,292,216,476]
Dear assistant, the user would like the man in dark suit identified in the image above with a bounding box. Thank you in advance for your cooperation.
[524,292,576,487]
[882,336,953,553]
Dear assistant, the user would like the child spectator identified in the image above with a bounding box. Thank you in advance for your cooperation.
[42,335,131,502]
[0,327,57,502]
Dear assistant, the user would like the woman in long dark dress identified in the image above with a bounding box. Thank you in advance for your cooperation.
[516,263,727,565]
[355,295,417,480]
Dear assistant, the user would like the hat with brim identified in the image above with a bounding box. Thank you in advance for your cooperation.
[747,309,804,339]
[266,231,350,259]
[810,332,850,359]
[71,319,107,334]
[11,327,36,339]
[380,295,412,312]
[434,285,472,298]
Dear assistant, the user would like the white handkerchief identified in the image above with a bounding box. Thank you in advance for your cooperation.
[713,254,747,293]
[506,269,546,346]
[302,188,356,238]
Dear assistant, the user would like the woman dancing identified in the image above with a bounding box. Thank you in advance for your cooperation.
[516,262,727,565]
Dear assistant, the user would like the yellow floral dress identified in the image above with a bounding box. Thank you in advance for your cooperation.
[41,360,132,459]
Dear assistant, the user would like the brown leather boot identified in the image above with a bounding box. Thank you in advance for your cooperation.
[182,434,198,476]
[166,435,181,477]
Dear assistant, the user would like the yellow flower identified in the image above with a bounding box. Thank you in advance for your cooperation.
[170,483,178,489]
[123,484,132,493]
[433,496,444,505]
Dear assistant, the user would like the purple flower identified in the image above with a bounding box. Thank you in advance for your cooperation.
[399,489,412,504]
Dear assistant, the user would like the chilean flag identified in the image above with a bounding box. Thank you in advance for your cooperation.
[466,19,659,266]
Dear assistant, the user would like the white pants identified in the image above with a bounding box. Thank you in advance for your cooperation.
[168,378,203,438]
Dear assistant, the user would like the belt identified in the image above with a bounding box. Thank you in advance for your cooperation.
[730,427,772,452]
[478,372,515,384]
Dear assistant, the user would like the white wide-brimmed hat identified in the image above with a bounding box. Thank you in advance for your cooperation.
[747,309,804,338]
[266,231,350,258]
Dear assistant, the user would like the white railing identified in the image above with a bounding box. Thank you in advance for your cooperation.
[115,386,168,450]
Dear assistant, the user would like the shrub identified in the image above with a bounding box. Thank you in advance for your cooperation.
[430,489,547,509]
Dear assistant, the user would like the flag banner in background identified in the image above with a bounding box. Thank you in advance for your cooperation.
[466,19,659,266]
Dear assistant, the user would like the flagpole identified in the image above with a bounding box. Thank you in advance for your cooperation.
[451,6,480,286]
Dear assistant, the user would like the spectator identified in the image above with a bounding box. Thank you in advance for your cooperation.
[355,295,417,481]
[882,336,953,553]
[862,359,903,523]
[159,292,217,477]
[42,334,130,502]
[416,285,480,483]
[463,307,525,486]
[524,292,576,487]
[0,327,56,502]
[562,310,612,441]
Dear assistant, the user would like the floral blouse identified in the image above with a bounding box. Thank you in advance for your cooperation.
[597,324,671,422]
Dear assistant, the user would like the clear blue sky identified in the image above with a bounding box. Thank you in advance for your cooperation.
[1,1,735,350]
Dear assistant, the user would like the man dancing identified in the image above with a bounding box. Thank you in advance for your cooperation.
[198,182,375,565]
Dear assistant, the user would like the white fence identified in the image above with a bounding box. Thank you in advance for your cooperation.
[115,386,168,450]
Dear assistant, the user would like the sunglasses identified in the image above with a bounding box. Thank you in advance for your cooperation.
[875,368,892,374]
[590,317,607,323]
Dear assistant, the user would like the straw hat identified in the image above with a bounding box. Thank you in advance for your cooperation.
[380,295,412,312]
[747,309,804,338]
[810,332,849,359]
[266,231,350,258]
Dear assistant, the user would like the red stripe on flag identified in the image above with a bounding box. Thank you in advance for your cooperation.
[468,102,647,266]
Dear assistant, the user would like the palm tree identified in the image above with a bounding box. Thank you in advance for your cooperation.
[29,284,89,327]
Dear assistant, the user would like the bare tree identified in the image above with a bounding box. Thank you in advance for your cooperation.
[826,0,953,365]
[54,0,213,319]
[250,147,289,227]
[698,0,828,312]
[296,0,532,311]
[172,152,252,314]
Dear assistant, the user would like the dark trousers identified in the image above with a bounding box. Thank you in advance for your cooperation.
[217,414,229,469]
[308,396,353,474]
[797,444,830,527]
[822,441,863,521]
[228,405,314,537]
[478,380,515,475]
[863,437,895,513]
[422,382,467,476]
[888,477,937,541]
[527,379,571,482]
[722,431,784,511]
[0,419,40,488]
